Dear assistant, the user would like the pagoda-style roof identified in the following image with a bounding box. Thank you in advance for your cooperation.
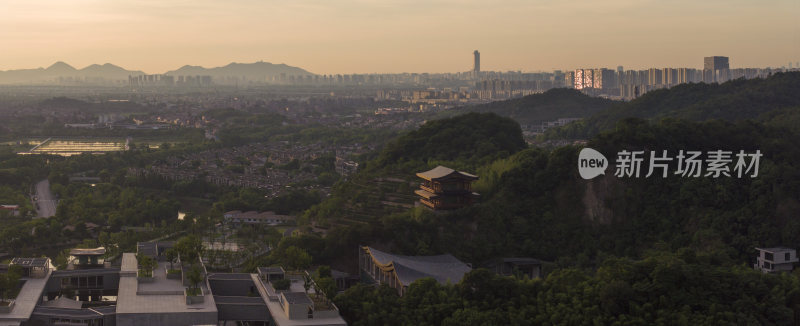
[69,247,106,256]
[416,166,478,182]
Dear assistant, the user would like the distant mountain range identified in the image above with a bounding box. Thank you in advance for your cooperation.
[164,62,313,81]
[0,61,314,84]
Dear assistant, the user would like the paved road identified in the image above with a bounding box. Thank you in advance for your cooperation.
[34,179,57,218]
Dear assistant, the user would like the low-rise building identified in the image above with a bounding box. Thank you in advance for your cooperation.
[224,210,295,226]
[0,205,20,217]
[358,246,471,296]
[754,247,798,273]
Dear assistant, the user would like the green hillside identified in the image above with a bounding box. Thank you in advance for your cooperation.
[372,112,526,172]
[546,72,800,139]
[304,112,526,228]
[442,88,617,125]
[276,77,800,324]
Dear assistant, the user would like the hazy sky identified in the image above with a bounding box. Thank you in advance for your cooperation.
[1,0,798,74]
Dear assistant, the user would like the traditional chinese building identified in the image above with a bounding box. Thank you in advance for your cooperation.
[415,165,479,210]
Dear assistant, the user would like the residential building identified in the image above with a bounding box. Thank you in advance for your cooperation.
[0,205,20,217]
[754,247,798,273]
[704,56,730,83]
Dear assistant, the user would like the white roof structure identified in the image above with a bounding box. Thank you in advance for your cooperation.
[364,247,471,286]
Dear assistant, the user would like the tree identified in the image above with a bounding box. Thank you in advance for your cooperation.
[186,265,204,293]
[315,277,337,302]
[303,274,311,294]
[136,254,156,277]
[175,235,204,266]
[282,246,312,271]
[316,265,332,279]
[54,249,70,270]
[0,265,23,303]
[164,248,177,270]
[272,278,291,291]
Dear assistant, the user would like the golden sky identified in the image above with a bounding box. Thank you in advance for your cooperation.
[0,0,798,74]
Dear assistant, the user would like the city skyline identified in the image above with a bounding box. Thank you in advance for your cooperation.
[1,0,798,74]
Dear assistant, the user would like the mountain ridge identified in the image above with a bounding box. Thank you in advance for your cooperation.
[0,60,314,84]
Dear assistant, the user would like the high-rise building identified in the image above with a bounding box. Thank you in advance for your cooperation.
[677,68,698,84]
[704,56,730,71]
[473,50,480,73]
[593,68,616,90]
[662,68,678,86]
[574,69,594,89]
[704,56,730,83]
[648,68,663,86]
[564,71,575,88]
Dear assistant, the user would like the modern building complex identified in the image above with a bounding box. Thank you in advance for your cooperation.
[754,247,798,273]
[414,166,479,210]
[0,244,348,326]
[358,246,472,296]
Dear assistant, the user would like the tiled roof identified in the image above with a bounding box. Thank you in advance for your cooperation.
[416,166,478,181]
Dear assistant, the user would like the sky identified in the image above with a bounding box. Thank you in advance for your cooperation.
[0,0,798,74]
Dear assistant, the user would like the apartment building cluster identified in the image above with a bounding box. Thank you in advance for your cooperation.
[128,74,213,88]
[566,56,796,99]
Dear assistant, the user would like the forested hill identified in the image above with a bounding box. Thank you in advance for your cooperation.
[311,116,800,325]
[370,112,526,172]
[295,73,800,325]
[301,112,526,227]
[443,88,617,125]
[546,72,800,138]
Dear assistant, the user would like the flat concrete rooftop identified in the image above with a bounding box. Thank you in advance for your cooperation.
[116,253,217,315]
[252,274,346,326]
[0,269,52,325]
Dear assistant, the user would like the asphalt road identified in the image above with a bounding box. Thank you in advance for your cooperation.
[34,179,57,218]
